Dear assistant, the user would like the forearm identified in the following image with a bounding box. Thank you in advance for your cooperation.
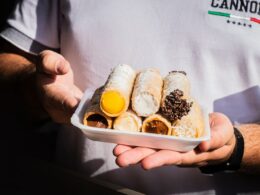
[0,37,36,82]
[237,123,260,174]
[0,38,48,123]
[0,53,35,81]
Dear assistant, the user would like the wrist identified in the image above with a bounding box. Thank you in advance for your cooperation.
[199,127,244,174]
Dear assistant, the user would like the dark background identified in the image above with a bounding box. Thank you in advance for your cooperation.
[0,1,58,194]
[0,1,130,194]
[0,1,16,29]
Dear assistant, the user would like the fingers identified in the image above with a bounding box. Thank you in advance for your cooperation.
[36,50,81,124]
[73,86,84,102]
[60,85,83,112]
[47,95,78,124]
[114,112,236,170]
[116,147,157,167]
[63,86,83,114]
[141,150,182,169]
[41,84,83,124]
[140,148,229,170]
[113,145,133,156]
[141,150,209,170]
[38,50,70,75]
[198,141,211,152]
[199,112,234,152]
[62,93,80,114]
[115,145,234,170]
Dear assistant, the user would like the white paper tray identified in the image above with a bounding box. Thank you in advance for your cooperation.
[71,89,211,152]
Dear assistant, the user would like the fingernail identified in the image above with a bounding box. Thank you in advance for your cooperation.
[55,61,65,74]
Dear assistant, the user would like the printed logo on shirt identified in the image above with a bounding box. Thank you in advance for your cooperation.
[208,0,260,28]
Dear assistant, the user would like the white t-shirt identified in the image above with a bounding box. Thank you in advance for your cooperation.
[1,0,260,194]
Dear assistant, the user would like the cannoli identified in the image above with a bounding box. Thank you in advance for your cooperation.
[162,71,190,99]
[142,114,172,135]
[90,86,104,105]
[83,104,113,128]
[161,71,193,122]
[100,64,136,117]
[113,110,142,132]
[132,68,163,117]
[172,100,204,138]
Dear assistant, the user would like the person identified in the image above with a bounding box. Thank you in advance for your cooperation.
[1,0,260,194]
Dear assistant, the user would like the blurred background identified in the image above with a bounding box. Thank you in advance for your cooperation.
[0,1,16,29]
[0,1,138,194]
[0,1,58,194]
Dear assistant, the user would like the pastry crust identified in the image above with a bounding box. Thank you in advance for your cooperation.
[131,68,163,117]
[100,64,136,117]
[161,71,193,122]
[172,99,204,138]
[90,86,104,105]
[113,110,142,132]
[162,71,190,103]
[83,104,113,129]
[142,114,172,135]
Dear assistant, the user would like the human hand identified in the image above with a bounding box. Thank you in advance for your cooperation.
[36,50,83,124]
[113,112,236,169]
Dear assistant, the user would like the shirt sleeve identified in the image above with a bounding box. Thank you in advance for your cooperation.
[0,0,60,55]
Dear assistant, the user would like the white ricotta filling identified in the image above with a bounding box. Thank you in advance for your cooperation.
[134,93,159,117]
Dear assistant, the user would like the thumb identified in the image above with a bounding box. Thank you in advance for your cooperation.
[199,112,234,152]
[198,140,211,152]
[38,50,70,75]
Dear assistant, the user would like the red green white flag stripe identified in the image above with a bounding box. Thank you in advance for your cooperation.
[208,10,260,24]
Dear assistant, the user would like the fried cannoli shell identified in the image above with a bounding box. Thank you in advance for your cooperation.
[90,86,104,105]
[132,69,163,117]
[142,114,172,135]
[161,71,193,122]
[162,71,191,104]
[100,64,136,117]
[113,110,142,132]
[172,100,204,138]
[83,104,113,129]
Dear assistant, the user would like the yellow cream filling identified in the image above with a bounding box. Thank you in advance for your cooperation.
[101,91,125,115]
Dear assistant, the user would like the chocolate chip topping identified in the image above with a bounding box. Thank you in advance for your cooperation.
[86,114,108,128]
[161,89,193,122]
[170,71,187,76]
